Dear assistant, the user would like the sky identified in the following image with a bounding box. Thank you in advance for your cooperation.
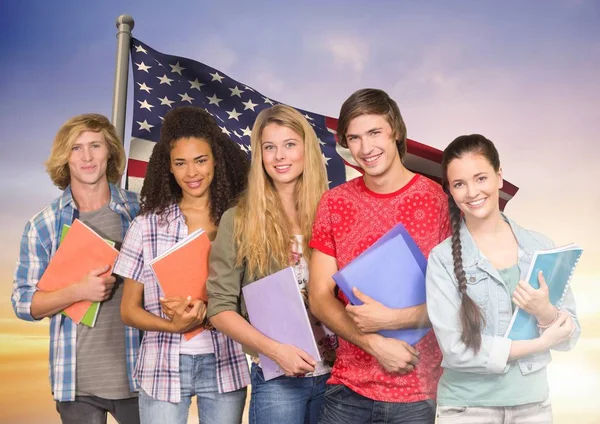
[0,1,599,422]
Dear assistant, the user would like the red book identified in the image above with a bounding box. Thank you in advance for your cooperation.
[38,219,119,324]
[150,229,211,340]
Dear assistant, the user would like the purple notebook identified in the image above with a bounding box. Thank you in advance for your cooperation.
[333,222,430,345]
[242,267,321,380]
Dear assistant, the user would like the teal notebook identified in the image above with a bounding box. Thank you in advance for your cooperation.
[59,224,115,327]
[505,243,583,340]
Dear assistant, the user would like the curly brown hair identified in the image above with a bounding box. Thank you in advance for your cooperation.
[140,106,249,224]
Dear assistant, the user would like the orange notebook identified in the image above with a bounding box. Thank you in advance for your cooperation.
[38,219,119,324]
[150,228,211,340]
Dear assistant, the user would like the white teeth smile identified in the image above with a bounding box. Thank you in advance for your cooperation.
[363,153,382,163]
[468,198,486,206]
[275,165,291,170]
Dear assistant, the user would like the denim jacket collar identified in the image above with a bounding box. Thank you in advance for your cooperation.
[458,213,535,282]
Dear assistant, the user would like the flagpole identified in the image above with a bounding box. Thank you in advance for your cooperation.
[111,14,134,146]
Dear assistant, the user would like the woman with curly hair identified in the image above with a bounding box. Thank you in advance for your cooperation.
[207,104,336,424]
[113,106,250,424]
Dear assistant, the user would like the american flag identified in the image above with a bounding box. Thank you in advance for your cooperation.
[127,38,518,209]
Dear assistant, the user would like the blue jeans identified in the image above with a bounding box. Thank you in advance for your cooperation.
[318,384,436,424]
[138,354,247,424]
[249,362,329,424]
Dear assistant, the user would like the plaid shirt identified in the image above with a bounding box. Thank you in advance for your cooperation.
[113,203,250,403]
[11,184,141,402]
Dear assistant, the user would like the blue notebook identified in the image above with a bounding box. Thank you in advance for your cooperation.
[505,243,583,340]
[332,223,430,345]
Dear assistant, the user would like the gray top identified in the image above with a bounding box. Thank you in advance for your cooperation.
[76,204,136,399]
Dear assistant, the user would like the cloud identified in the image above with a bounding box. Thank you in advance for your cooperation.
[304,32,370,75]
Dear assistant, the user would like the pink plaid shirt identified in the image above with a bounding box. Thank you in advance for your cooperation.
[114,203,250,403]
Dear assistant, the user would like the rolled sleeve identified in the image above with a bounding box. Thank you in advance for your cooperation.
[207,208,244,318]
[12,222,48,322]
[113,217,145,282]
[426,249,511,375]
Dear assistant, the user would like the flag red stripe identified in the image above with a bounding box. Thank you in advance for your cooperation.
[127,158,148,179]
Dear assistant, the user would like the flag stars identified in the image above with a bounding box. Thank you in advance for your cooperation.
[157,74,174,85]
[179,92,195,104]
[242,99,258,111]
[137,82,153,93]
[137,120,154,132]
[170,61,186,75]
[232,130,243,139]
[227,108,242,121]
[304,114,314,121]
[210,72,225,83]
[318,137,326,146]
[263,96,274,105]
[189,78,204,91]
[241,126,252,137]
[135,62,152,73]
[158,96,175,107]
[229,86,245,97]
[134,45,148,54]
[206,94,223,106]
[244,86,255,92]
[322,153,331,166]
[138,99,154,111]
[220,126,231,136]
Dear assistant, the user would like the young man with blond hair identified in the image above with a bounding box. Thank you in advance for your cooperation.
[12,114,141,424]
[309,89,450,423]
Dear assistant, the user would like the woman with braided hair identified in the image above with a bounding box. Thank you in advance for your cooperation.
[114,106,250,423]
[425,134,580,423]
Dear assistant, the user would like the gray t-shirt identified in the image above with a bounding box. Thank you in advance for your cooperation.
[76,204,136,399]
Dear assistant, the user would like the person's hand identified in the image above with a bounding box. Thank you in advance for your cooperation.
[75,265,116,302]
[540,310,576,349]
[368,334,419,374]
[271,343,317,377]
[159,296,189,320]
[512,271,554,324]
[169,298,206,333]
[346,288,394,333]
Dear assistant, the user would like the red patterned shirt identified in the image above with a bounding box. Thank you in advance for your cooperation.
[309,174,450,402]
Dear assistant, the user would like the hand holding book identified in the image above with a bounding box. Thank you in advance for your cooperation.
[511,270,554,325]
[346,287,397,333]
[75,264,117,303]
[162,296,207,334]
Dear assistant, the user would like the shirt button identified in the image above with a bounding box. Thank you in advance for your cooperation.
[469,276,476,283]
[527,364,532,370]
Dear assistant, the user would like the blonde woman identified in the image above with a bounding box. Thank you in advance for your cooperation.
[207,104,336,424]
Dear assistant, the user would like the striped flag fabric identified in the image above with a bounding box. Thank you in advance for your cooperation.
[127,38,518,209]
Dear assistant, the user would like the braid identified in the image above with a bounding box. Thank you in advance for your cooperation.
[449,196,484,353]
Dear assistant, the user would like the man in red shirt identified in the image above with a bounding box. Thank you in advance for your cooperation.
[309,88,450,423]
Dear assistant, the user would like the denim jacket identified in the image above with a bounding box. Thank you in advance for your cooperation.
[425,214,580,376]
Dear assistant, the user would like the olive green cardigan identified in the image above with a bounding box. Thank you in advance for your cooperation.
[206,206,286,354]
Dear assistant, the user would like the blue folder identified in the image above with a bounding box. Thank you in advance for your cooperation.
[333,223,430,345]
[505,244,583,340]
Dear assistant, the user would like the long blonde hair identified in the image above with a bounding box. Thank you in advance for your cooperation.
[234,105,328,279]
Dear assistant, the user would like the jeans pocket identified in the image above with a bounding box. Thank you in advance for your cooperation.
[250,363,265,386]
[324,384,345,397]
[437,406,469,418]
